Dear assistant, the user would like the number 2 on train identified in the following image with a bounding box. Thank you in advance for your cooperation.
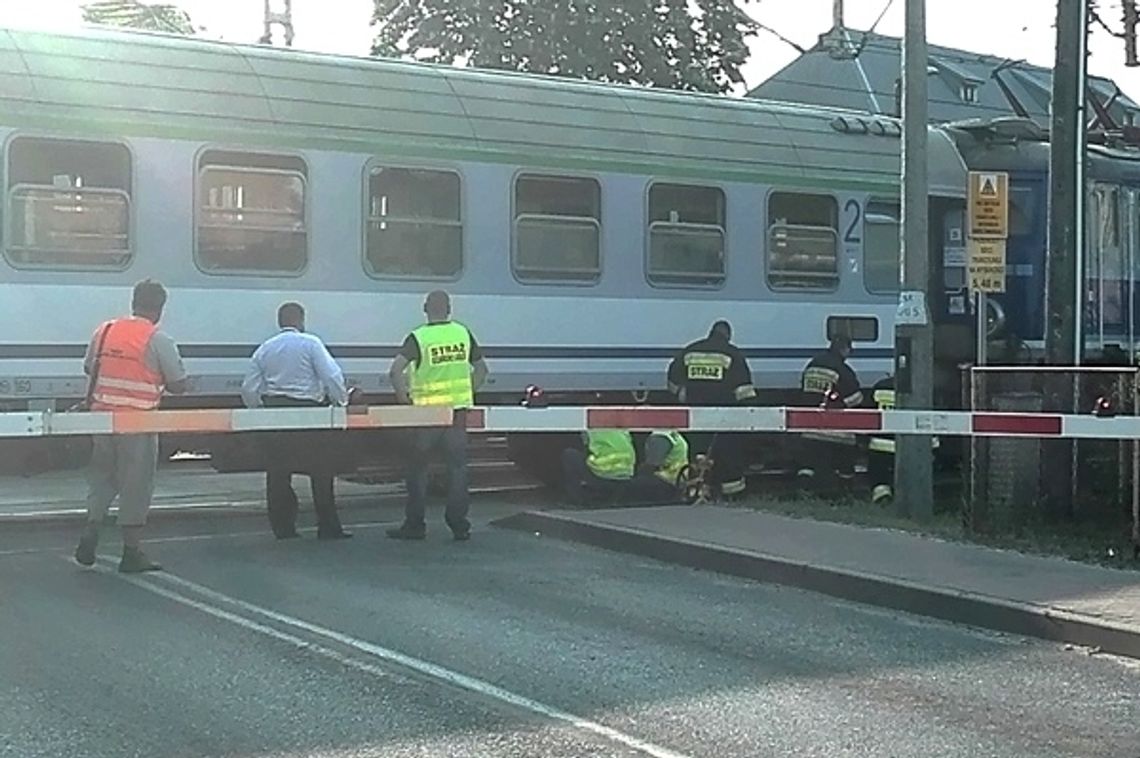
[844,200,861,244]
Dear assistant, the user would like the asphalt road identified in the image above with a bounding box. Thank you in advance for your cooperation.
[2,503,1138,758]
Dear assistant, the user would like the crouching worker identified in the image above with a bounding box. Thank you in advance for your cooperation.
[866,376,938,505]
[561,429,635,505]
[630,430,689,505]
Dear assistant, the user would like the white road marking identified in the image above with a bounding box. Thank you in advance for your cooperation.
[107,561,694,758]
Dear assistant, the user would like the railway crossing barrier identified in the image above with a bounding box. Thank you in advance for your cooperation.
[1,403,1140,439]
[1,403,1135,550]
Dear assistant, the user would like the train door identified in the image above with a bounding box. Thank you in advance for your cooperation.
[1086,183,1129,358]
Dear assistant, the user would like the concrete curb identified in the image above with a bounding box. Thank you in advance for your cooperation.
[493,510,1140,661]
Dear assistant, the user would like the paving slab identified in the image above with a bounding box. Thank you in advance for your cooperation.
[495,505,1140,660]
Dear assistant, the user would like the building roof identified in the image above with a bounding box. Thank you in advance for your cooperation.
[747,29,1140,128]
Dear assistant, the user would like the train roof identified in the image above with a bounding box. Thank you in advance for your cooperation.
[0,25,966,196]
[947,117,1140,185]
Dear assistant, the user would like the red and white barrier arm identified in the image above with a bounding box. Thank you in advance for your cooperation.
[0,405,454,439]
[1,405,1139,440]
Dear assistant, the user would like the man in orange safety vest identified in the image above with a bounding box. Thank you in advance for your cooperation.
[74,280,189,573]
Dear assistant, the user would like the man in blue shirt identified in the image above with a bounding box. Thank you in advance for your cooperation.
[242,302,350,540]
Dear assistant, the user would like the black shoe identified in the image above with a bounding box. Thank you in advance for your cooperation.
[318,529,353,541]
[118,547,162,573]
[274,530,300,540]
[386,524,426,540]
[74,535,97,567]
[452,530,471,542]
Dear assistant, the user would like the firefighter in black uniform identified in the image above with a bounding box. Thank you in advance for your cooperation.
[801,335,863,409]
[866,375,938,505]
[667,320,756,498]
[797,335,863,479]
[867,375,896,505]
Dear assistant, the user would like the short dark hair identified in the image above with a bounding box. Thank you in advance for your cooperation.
[830,335,853,352]
[278,302,305,328]
[709,320,732,340]
[425,289,451,317]
[131,279,167,315]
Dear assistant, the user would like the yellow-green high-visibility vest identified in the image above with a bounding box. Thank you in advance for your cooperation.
[652,430,689,485]
[410,321,475,408]
[586,429,635,480]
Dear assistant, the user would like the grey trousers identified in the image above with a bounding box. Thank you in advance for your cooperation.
[85,434,159,527]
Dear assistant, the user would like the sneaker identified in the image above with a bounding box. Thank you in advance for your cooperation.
[317,529,353,541]
[74,535,97,567]
[386,524,426,541]
[452,530,471,542]
[118,547,162,573]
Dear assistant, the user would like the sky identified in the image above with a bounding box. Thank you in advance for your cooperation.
[1,0,1139,100]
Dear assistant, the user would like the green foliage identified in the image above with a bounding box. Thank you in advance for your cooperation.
[82,0,198,35]
[371,0,759,94]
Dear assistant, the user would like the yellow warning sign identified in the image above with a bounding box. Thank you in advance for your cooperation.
[968,238,1006,293]
[968,171,1009,239]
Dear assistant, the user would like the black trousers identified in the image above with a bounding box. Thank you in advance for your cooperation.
[688,432,745,496]
[868,445,894,490]
[561,449,681,507]
[261,396,343,538]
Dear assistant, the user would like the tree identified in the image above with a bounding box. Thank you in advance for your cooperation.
[372,0,759,94]
[82,0,198,35]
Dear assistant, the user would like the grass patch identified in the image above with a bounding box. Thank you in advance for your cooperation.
[742,491,1139,572]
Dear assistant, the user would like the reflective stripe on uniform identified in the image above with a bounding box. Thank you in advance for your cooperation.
[869,437,896,454]
[683,352,732,382]
[733,384,757,401]
[721,478,746,496]
[802,366,840,394]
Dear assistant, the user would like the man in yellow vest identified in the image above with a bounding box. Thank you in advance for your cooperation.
[387,290,488,541]
[561,429,636,505]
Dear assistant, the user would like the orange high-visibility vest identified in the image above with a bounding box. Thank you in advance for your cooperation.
[89,317,163,411]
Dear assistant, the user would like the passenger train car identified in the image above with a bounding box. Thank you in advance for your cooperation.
[0,25,969,426]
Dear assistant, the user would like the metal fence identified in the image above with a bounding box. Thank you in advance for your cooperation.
[965,366,1140,543]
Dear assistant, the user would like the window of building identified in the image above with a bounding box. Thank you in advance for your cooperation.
[5,137,132,269]
[766,192,839,290]
[647,183,726,286]
[196,150,307,274]
[863,201,899,293]
[366,167,461,278]
[513,174,601,282]
[960,83,979,104]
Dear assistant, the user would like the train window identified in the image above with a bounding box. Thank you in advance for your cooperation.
[4,137,132,269]
[513,174,600,282]
[647,183,725,286]
[827,316,878,342]
[196,150,307,275]
[766,192,839,291]
[366,167,461,278]
[863,202,899,293]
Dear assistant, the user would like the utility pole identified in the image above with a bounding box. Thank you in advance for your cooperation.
[894,0,934,522]
[1044,0,1087,517]
[261,0,294,47]
[1125,1,1138,67]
